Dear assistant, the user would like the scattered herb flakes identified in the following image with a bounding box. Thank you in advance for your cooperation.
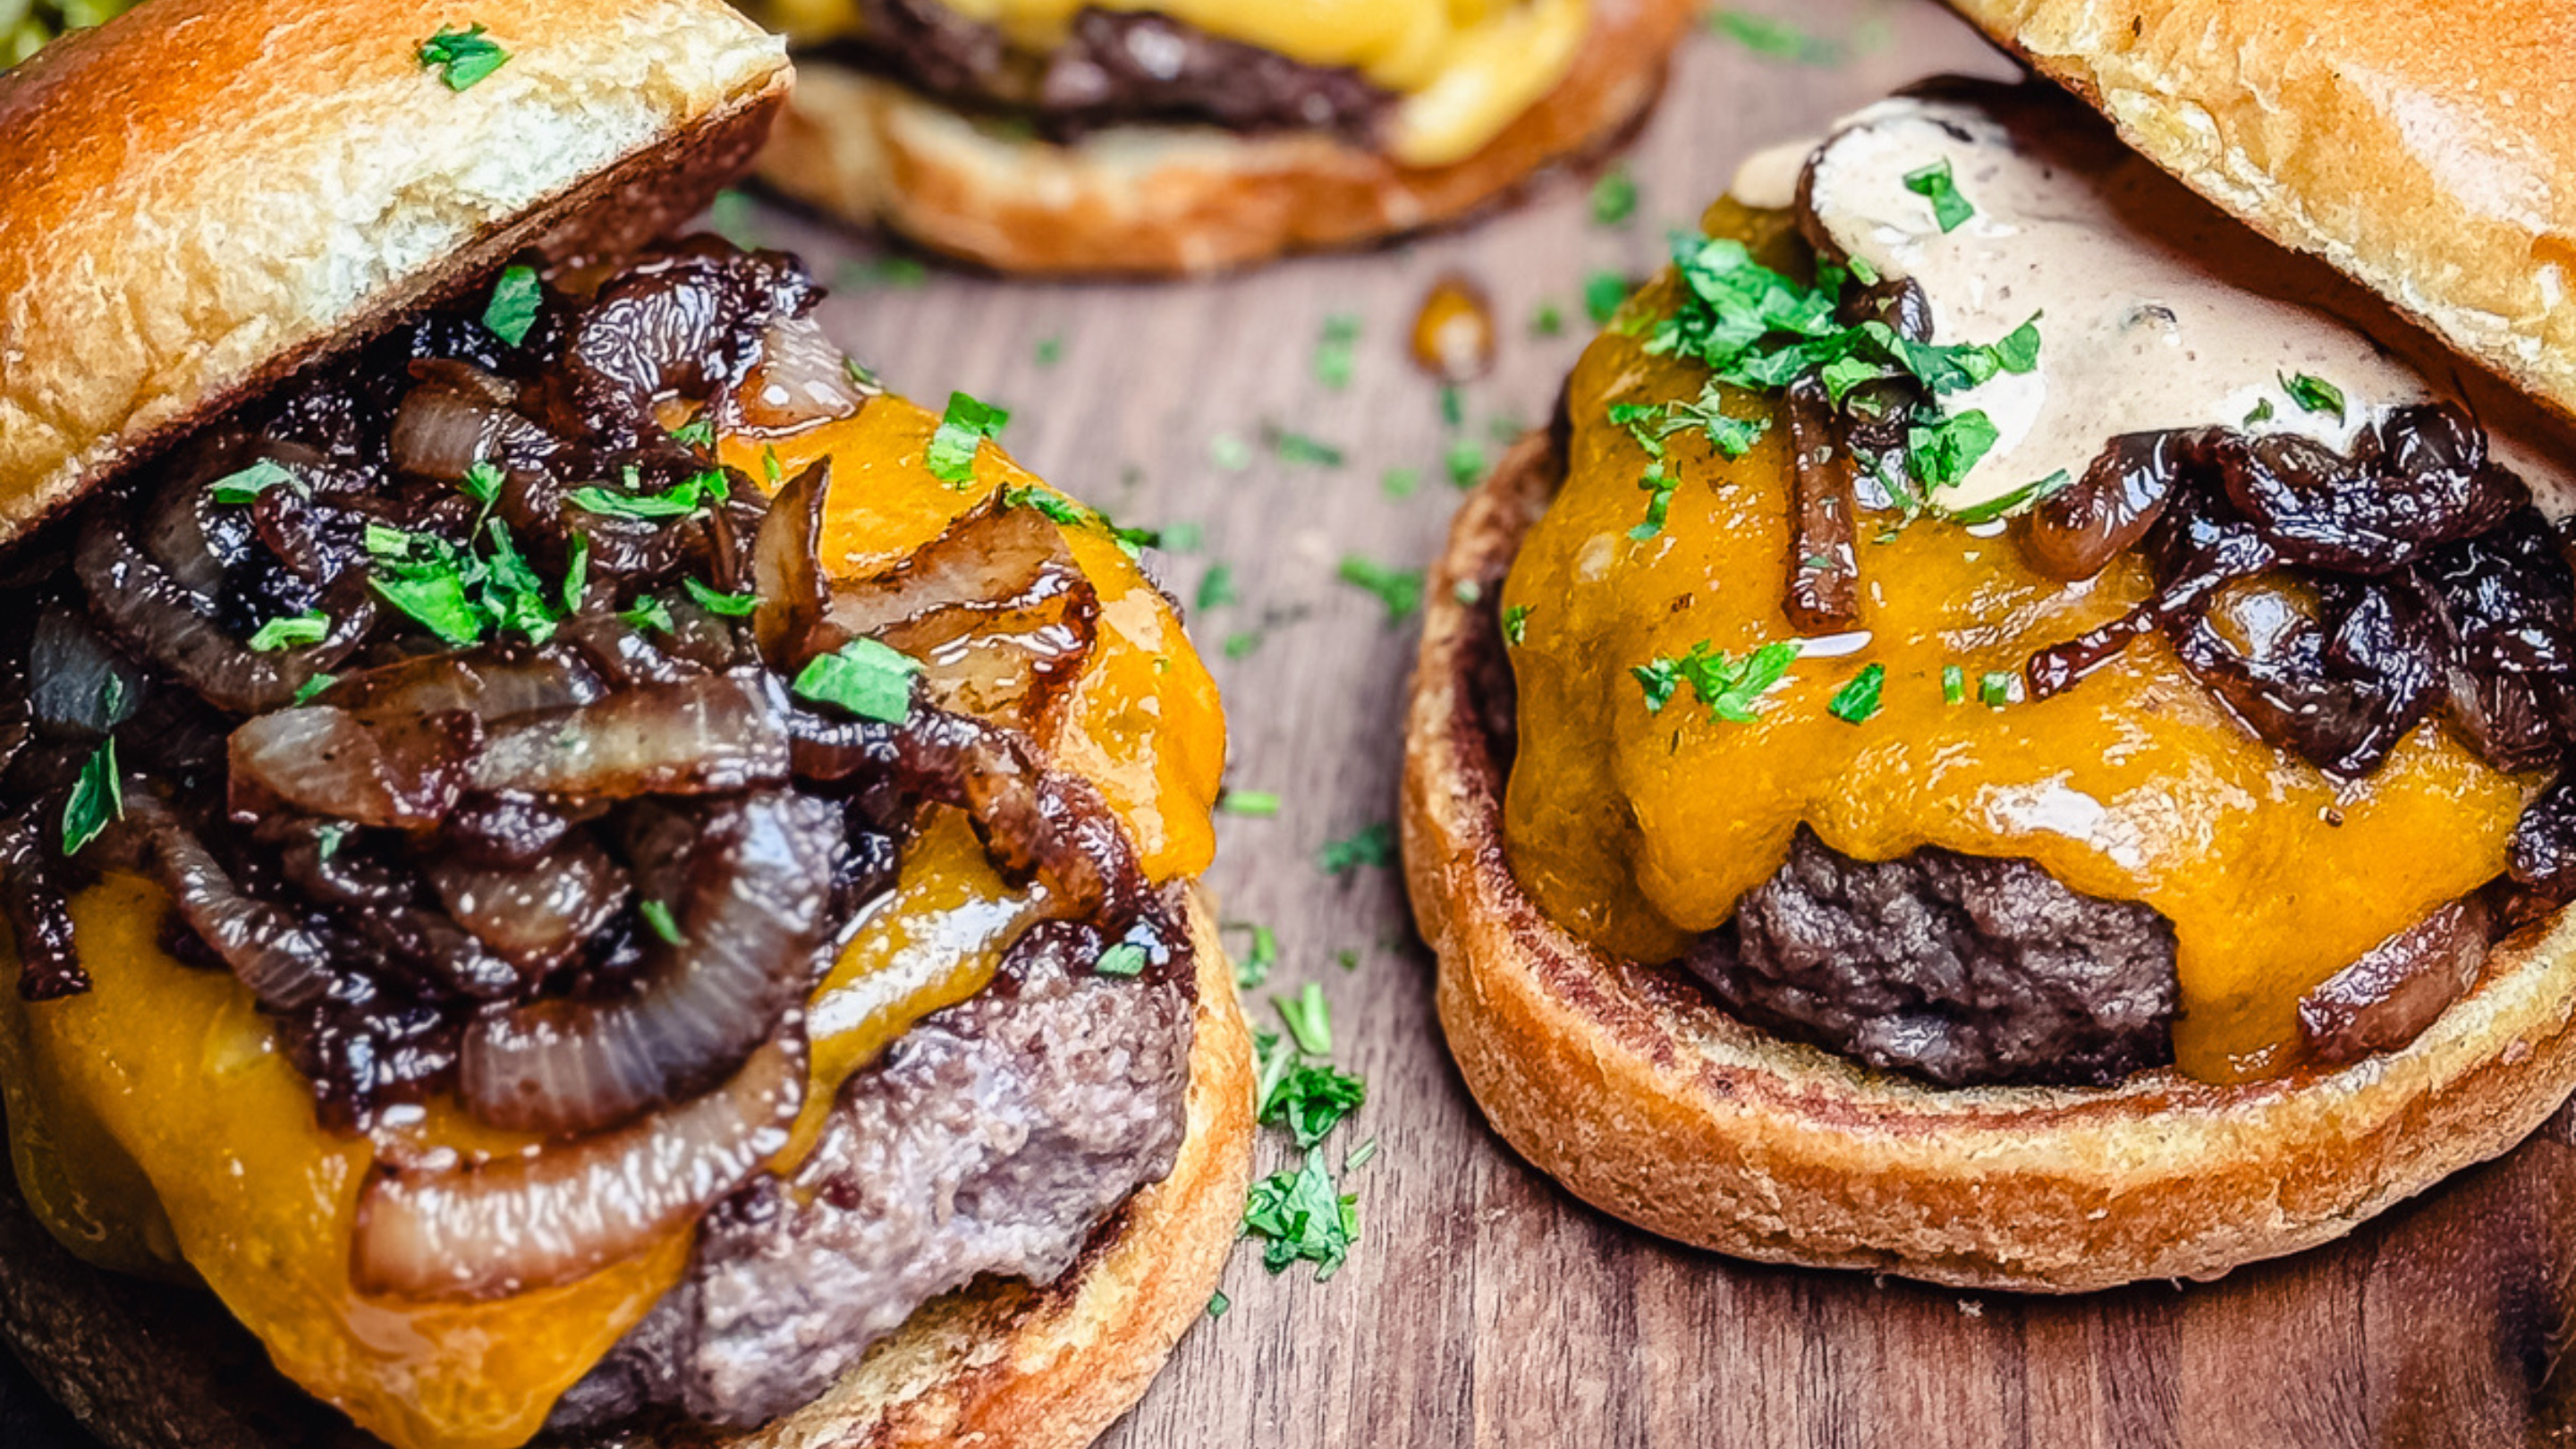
[621,596,677,635]
[1530,301,1566,337]
[2282,371,2346,420]
[365,528,487,648]
[1262,1059,1367,1148]
[458,460,506,516]
[1158,520,1204,553]
[1335,948,1360,972]
[1980,670,2017,708]
[1439,386,1466,429]
[792,638,922,724]
[1343,1137,1380,1172]
[1318,821,1398,877]
[1633,639,1801,723]
[481,264,540,346]
[1218,789,1282,818]
[1093,943,1148,977]
[1902,158,1976,233]
[1336,556,1424,624]
[926,391,1011,486]
[1223,630,1265,660]
[1630,464,1679,542]
[1583,270,1632,326]
[1314,314,1362,390]
[1272,429,1346,468]
[1274,981,1334,1055]
[568,472,716,521]
[669,415,716,449]
[1225,921,1280,991]
[1942,664,1967,705]
[682,577,758,617]
[1381,466,1420,500]
[562,534,590,614]
[209,459,298,505]
[291,674,338,707]
[1503,603,1531,646]
[1210,433,1255,472]
[61,739,120,856]
[246,609,329,654]
[1445,438,1487,489]
[1241,1149,1359,1279]
[1196,564,1238,613]
[1906,408,2000,494]
[1705,9,1855,64]
[1032,335,1063,368]
[639,899,686,946]
[1945,469,2072,527]
[1590,166,1640,227]
[1828,663,1885,724]
[1207,1290,1230,1318]
[417,22,508,90]
[839,255,929,290]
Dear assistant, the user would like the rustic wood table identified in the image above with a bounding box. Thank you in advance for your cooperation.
[11,3,2576,1445]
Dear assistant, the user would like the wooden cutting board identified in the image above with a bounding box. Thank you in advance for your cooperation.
[10,3,2575,1445]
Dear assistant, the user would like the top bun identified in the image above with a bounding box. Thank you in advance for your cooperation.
[0,0,789,547]
[1946,0,2576,429]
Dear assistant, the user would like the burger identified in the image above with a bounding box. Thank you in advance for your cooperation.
[1403,5,2576,1291]
[0,2,1252,1445]
[739,0,1700,275]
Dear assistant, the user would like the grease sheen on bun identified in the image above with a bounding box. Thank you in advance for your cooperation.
[753,0,1698,275]
[1403,433,2576,1292]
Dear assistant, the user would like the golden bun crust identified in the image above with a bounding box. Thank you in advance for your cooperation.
[1942,0,2576,428]
[1402,431,2576,1293]
[0,0,791,551]
[0,889,1256,1449]
[752,0,1696,275]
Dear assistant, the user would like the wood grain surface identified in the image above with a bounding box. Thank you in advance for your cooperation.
[11,3,2576,1446]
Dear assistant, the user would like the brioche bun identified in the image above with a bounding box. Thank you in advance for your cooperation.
[1402,431,2576,1292]
[751,0,1698,275]
[0,891,1257,1449]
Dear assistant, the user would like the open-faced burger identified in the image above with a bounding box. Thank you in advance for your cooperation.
[0,2,1252,1445]
[1405,3,2576,1291]
[741,0,1700,275]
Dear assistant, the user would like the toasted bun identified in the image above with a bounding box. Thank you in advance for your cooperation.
[752,0,1696,275]
[0,888,1257,1449]
[0,0,791,550]
[1941,0,2576,429]
[1402,431,2576,1292]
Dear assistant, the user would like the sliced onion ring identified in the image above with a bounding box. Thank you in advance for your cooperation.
[123,792,334,1011]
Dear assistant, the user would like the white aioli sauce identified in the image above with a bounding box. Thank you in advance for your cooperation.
[1762,94,2575,512]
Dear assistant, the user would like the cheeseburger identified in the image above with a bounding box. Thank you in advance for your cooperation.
[0,2,1251,1445]
[741,0,1699,274]
[1405,5,2576,1290]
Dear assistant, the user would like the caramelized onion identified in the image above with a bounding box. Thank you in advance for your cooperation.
[2297,899,2487,1067]
[890,708,1143,920]
[123,792,335,1011]
[750,458,831,671]
[317,646,606,723]
[467,673,791,801]
[0,811,85,1000]
[29,605,144,741]
[1782,377,1859,633]
[230,708,481,829]
[735,314,872,432]
[354,1038,804,1301]
[2023,430,2197,582]
[458,791,837,1134]
[428,835,631,970]
[76,513,367,716]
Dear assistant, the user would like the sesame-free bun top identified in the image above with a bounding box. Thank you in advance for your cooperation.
[0,0,790,548]
[1946,0,2576,428]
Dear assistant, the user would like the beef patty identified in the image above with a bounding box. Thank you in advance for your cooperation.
[1685,826,2181,1088]
[821,0,1394,145]
[549,902,1197,1433]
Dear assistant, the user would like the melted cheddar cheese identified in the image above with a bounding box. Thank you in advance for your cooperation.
[1501,201,2534,1084]
[0,394,1227,1449]
[756,0,1590,167]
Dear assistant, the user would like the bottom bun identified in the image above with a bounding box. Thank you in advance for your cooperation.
[1402,430,2576,1293]
[0,889,1256,1449]
[752,0,1697,275]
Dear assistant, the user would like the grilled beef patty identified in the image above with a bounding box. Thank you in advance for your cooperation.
[822,0,1394,145]
[550,902,1197,1433]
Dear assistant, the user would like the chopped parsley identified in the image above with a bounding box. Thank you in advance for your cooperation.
[620,596,676,635]
[563,535,589,614]
[1274,981,1334,1055]
[1210,433,1255,471]
[669,415,716,449]
[60,738,119,857]
[681,577,758,617]
[1531,301,1566,337]
[1591,166,1640,227]
[1980,670,2017,708]
[292,674,338,707]
[1827,663,1885,724]
[246,609,329,654]
[366,526,490,647]
[459,460,506,516]
[1902,158,1976,233]
[1218,789,1282,818]
[1613,394,1769,539]
[1445,438,1487,489]
[2282,371,2346,420]
[208,459,297,505]
[1314,314,1361,390]
[639,899,686,946]
[1196,564,1238,613]
[568,470,722,521]
[2244,397,2276,427]
[1503,603,1530,646]
[1942,664,1967,705]
[1158,520,1204,553]
[1033,335,1063,368]
[1440,386,1466,429]
[1905,409,2000,494]
[1223,630,1264,660]
[1224,921,1280,991]
[926,392,1011,487]
[1093,942,1148,977]
[1945,469,2072,526]
[1272,429,1346,468]
[1262,1058,1367,1148]
[793,639,922,724]
[417,22,508,91]
[1707,9,1833,62]
[1583,270,1633,326]
[1207,1291,1231,1318]
[481,264,541,346]
[1241,1149,1359,1279]
[1336,556,1423,624]
[1633,639,1800,723]
[1381,466,1420,500]
[1318,821,1397,877]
